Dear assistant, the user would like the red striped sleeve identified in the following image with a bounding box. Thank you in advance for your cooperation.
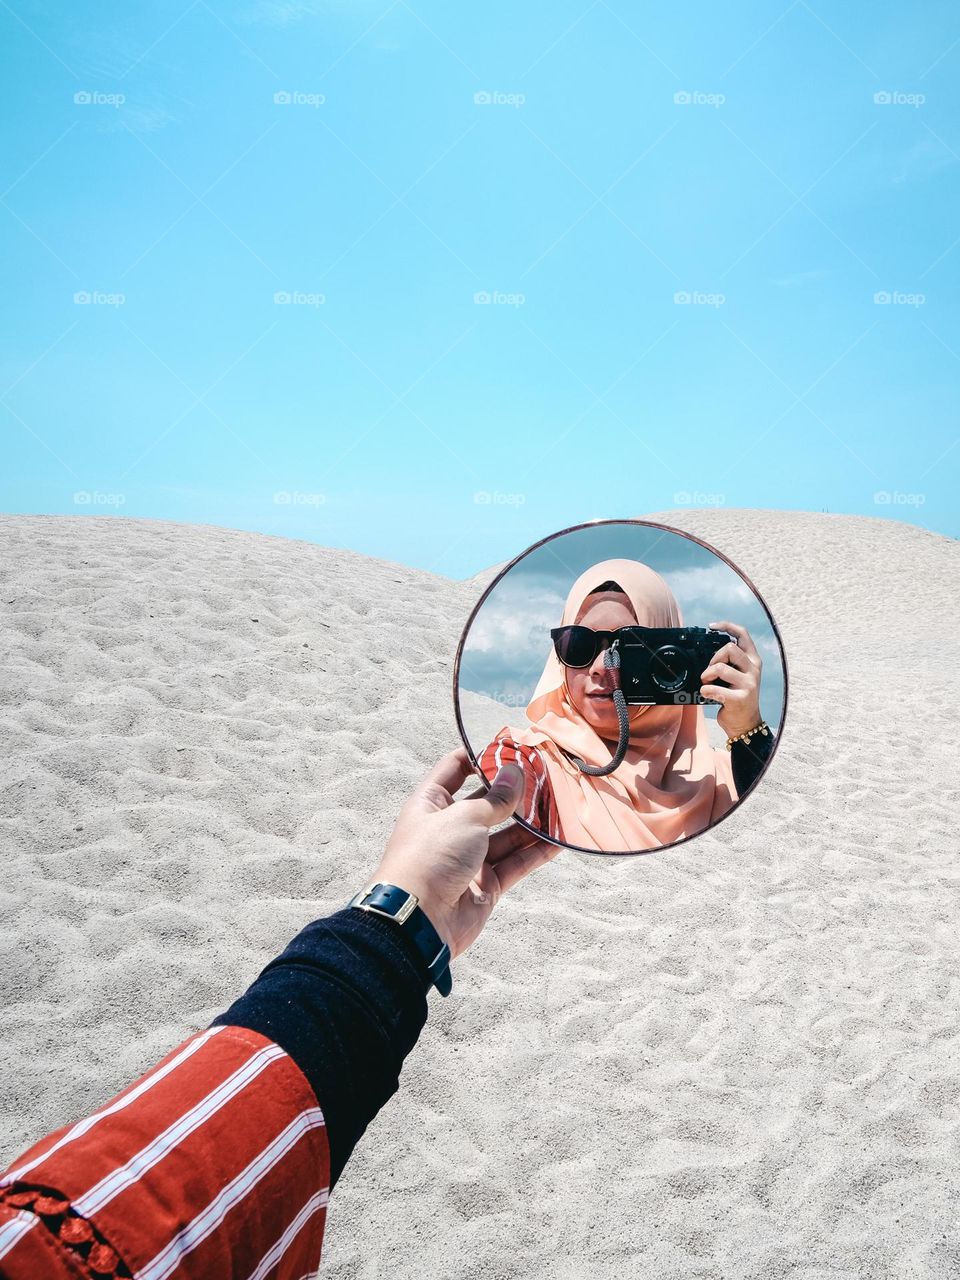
[0,1024,329,1280]
[479,729,556,837]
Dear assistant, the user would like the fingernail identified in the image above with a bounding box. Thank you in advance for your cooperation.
[495,764,524,792]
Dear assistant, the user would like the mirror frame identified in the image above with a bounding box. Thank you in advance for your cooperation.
[452,516,790,857]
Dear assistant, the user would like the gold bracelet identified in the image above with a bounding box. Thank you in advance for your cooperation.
[725,721,770,751]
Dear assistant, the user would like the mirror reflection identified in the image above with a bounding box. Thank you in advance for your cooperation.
[454,520,786,855]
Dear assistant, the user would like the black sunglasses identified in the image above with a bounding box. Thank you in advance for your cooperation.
[551,625,639,669]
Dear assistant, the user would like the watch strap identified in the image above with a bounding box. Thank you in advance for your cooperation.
[348,883,452,997]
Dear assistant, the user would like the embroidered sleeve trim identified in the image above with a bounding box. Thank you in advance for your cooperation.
[0,1184,131,1278]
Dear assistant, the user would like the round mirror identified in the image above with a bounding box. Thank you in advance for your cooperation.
[453,518,787,855]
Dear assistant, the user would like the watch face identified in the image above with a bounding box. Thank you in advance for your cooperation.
[453,518,787,857]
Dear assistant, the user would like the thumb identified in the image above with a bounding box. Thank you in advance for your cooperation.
[473,763,525,827]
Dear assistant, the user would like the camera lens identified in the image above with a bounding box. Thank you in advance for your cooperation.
[651,644,688,692]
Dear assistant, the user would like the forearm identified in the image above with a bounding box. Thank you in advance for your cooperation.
[0,906,432,1279]
[0,1024,329,1279]
[212,905,432,1191]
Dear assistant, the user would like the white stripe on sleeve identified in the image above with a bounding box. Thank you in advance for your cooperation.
[1,1027,226,1188]
[244,1189,328,1280]
[75,1043,287,1217]
[135,1110,327,1280]
[0,1211,38,1262]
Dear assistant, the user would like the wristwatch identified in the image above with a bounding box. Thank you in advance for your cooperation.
[347,882,452,997]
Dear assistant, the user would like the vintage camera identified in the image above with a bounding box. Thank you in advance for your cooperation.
[616,626,733,705]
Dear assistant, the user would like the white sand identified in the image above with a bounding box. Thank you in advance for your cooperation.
[1,509,959,1279]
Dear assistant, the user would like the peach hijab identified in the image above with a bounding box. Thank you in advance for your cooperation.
[508,558,738,852]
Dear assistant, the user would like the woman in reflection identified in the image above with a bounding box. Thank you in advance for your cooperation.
[478,558,773,853]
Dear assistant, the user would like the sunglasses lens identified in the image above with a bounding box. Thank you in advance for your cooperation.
[554,626,595,667]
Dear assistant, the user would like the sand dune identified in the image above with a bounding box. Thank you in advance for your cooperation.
[1,509,959,1279]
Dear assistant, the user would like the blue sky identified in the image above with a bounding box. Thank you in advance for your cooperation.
[2,0,958,578]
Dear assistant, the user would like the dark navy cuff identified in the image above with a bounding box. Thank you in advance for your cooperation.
[211,905,432,1190]
[731,727,774,798]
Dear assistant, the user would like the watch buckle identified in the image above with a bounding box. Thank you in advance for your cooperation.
[350,882,419,924]
[393,892,419,924]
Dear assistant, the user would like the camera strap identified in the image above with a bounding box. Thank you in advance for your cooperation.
[564,639,630,777]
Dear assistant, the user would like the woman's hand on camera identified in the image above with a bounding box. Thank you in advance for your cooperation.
[700,620,763,739]
[369,746,558,961]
